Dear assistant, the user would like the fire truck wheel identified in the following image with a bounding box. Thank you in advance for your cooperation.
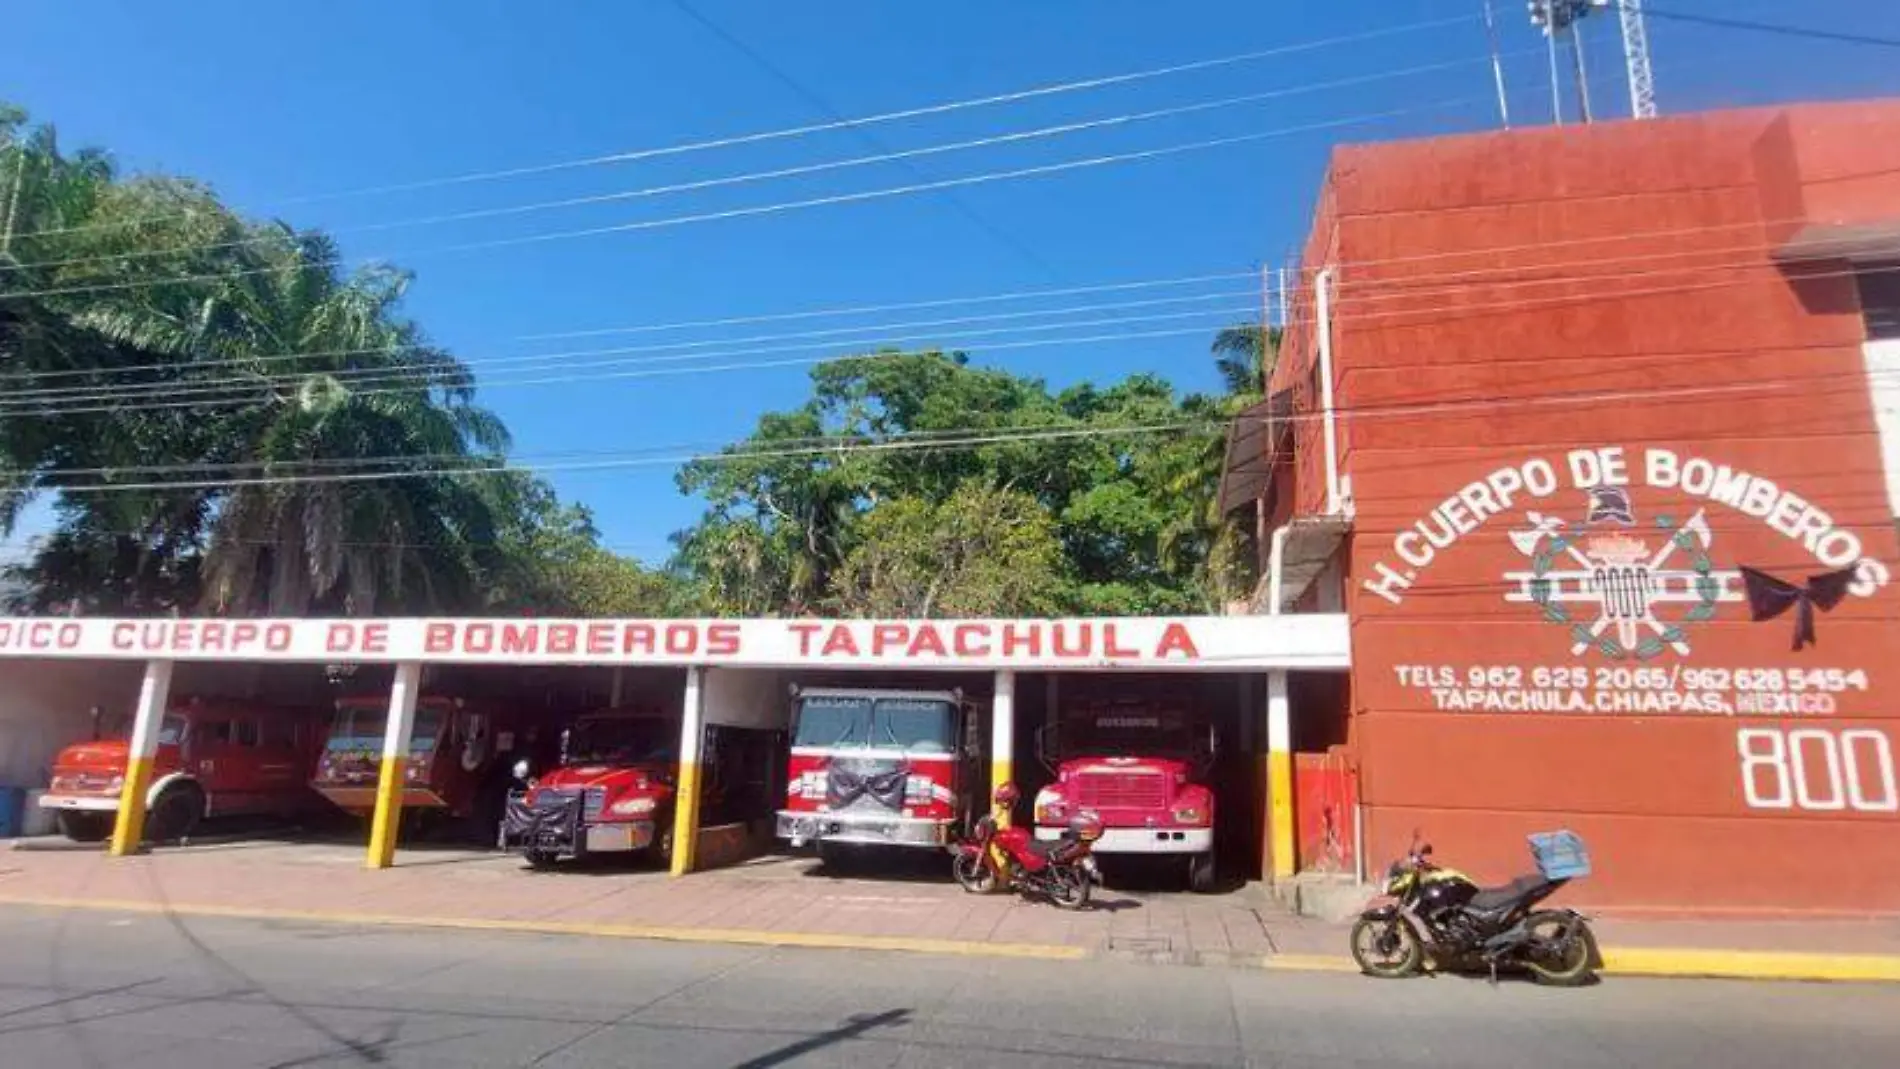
[57,811,113,843]
[145,784,204,843]
[1188,850,1217,893]
[653,825,674,870]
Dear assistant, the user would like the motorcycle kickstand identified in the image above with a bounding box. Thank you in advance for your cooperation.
[1486,958,1500,987]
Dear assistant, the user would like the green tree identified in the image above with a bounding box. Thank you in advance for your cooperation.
[0,102,610,616]
[831,481,1064,617]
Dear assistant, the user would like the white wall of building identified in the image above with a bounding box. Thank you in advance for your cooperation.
[0,659,144,790]
[1866,340,1900,518]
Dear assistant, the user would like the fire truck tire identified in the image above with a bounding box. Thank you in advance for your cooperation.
[653,825,674,870]
[57,811,113,843]
[1188,850,1217,893]
[146,784,204,843]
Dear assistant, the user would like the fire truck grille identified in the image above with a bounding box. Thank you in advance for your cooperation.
[537,787,606,820]
[1074,771,1168,809]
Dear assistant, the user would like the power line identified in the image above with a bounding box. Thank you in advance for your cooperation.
[4,56,1508,279]
[5,12,1482,242]
[0,203,1839,404]
[1,99,1476,304]
[664,0,1059,278]
[12,362,1896,493]
[1637,3,1900,50]
[5,253,1888,416]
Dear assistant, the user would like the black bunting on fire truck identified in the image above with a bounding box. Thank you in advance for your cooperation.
[1739,566,1857,651]
[824,759,910,810]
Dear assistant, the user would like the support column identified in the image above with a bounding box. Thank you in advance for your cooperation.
[1266,669,1295,881]
[991,670,1016,826]
[365,661,422,870]
[669,666,705,877]
[610,666,625,707]
[108,660,174,857]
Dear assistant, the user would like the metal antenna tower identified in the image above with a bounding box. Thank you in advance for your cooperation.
[1615,0,1658,118]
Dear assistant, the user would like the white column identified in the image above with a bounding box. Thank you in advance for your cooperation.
[1266,670,1294,880]
[669,667,705,876]
[107,660,174,856]
[991,670,1016,825]
[365,661,422,869]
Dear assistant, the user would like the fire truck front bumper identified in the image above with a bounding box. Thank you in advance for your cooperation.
[38,794,121,813]
[1036,825,1214,854]
[777,810,950,848]
[501,791,657,857]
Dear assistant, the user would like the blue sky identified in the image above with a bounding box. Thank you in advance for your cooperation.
[4,0,1897,564]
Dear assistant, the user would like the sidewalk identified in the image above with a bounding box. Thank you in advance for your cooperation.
[4,837,1897,982]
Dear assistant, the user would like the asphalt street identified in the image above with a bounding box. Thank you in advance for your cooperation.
[1,907,1897,1068]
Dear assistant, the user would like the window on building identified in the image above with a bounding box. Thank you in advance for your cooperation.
[234,720,260,747]
[1859,264,1900,341]
[200,720,232,745]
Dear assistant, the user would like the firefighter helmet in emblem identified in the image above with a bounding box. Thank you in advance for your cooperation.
[1505,490,1744,661]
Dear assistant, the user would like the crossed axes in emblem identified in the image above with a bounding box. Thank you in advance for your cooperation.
[1507,509,1715,655]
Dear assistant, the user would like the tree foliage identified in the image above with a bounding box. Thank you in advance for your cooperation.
[670,346,1270,617]
[0,103,659,615]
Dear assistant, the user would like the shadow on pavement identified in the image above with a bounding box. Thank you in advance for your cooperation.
[731,1008,912,1069]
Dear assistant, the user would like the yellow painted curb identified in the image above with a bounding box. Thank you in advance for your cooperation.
[1259,948,1900,983]
[0,895,1087,963]
[1601,948,1900,984]
[1259,953,1360,973]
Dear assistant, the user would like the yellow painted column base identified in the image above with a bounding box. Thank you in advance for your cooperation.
[107,757,156,857]
[669,762,701,877]
[365,756,407,870]
[1268,749,1295,881]
[990,758,1014,828]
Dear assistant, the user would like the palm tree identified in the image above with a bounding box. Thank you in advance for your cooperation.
[1210,324,1282,401]
[2,104,516,615]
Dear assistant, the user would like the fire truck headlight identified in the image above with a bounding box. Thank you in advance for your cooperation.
[404,765,421,782]
[611,797,657,816]
[1172,806,1204,825]
[1034,789,1067,824]
[106,775,124,792]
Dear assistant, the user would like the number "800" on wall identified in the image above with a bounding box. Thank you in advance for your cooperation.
[1737,728,1898,812]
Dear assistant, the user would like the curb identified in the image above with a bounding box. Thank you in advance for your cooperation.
[3,895,1895,983]
[0,895,1088,963]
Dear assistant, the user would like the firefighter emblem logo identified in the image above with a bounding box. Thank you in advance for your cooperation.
[1505,488,1743,660]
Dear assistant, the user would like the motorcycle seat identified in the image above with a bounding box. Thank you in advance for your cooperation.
[1468,874,1555,912]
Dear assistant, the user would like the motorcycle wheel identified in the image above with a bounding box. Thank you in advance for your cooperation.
[1047,865,1092,910]
[523,849,559,870]
[1350,916,1423,979]
[1522,911,1598,987]
[952,852,997,894]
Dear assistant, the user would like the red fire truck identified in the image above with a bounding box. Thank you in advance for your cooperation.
[39,697,327,842]
[499,705,681,868]
[777,686,980,856]
[311,693,556,842]
[1031,693,1220,891]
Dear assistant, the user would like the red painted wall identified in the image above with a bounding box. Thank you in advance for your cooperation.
[1286,101,1900,912]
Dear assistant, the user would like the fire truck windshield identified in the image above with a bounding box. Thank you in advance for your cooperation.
[794,696,954,754]
[567,718,676,764]
[326,706,445,753]
[1063,708,1196,759]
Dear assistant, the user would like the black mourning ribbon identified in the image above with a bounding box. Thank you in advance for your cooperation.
[1739,566,1857,651]
[825,759,911,811]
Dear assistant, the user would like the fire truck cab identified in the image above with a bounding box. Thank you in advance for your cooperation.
[776,686,979,853]
[40,696,326,843]
[311,694,555,842]
[1032,693,1219,891]
[499,705,681,867]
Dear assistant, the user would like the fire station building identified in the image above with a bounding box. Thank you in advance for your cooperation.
[1220,97,1900,913]
[2,98,1899,917]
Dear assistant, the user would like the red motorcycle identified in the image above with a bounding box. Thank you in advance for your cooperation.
[947,783,1103,909]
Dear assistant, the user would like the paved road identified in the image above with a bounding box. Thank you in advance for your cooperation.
[2,907,1896,1068]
